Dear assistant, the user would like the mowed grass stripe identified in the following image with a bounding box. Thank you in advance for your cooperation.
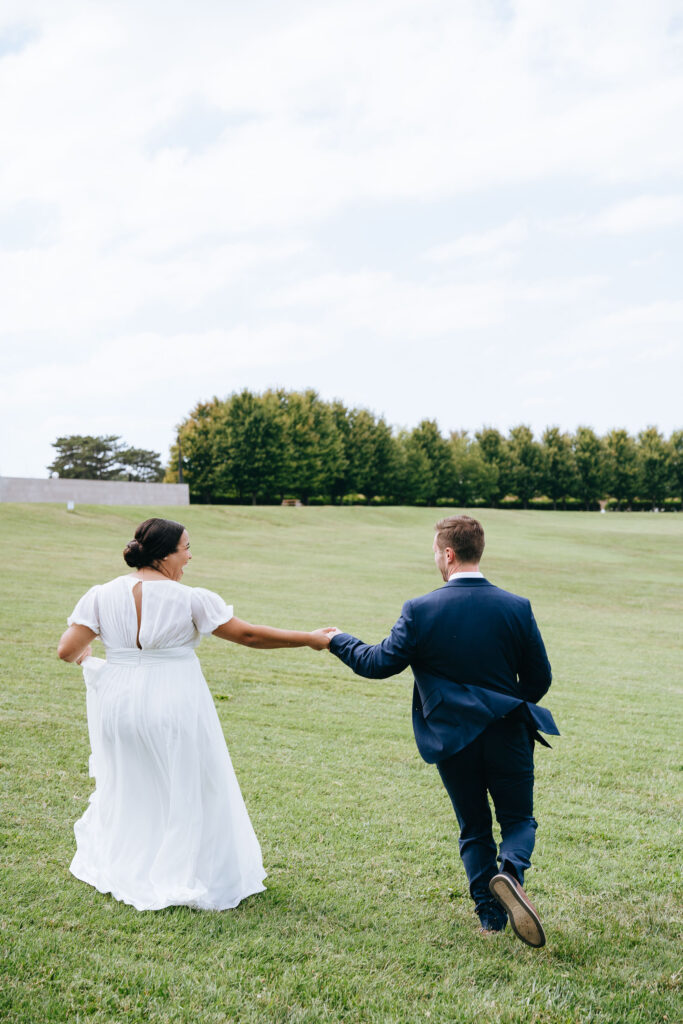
[1,504,681,1023]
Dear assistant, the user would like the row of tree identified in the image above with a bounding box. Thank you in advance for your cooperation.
[48,435,165,482]
[163,389,683,509]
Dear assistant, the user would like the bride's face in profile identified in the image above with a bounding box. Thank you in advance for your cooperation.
[162,530,192,580]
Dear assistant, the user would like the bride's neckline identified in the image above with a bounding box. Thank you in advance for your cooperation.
[125,573,181,585]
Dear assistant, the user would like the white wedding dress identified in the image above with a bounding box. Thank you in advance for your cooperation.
[67,575,266,911]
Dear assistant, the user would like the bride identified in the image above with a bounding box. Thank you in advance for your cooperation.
[58,517,332,912]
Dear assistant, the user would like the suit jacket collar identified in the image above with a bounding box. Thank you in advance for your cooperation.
[444,577,492,587]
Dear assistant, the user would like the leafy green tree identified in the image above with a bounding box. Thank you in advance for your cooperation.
[637,426,669,510]
[540,427,576,510]
[329,400,353,502]
[604,429,638,509]
[48,435,124,479]
[49,435,166,482]
[118,447,165,482]
[344,408,376,495]
[572,426,606,510]
[475,427,512,504]
[167,399,225,502]
[368,418,402,500]
[212,389,287,504]
[345,409,398,500]
[379,432,410,503]
[667,430,683,509]
[384,432,406,502]
[398,432,436,504]
[405,420,451,503]
[507,425,542,509]
[280,390,346,502]
[449,432,499,506]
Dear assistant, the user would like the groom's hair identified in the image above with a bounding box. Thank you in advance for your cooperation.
[434,515,485,563]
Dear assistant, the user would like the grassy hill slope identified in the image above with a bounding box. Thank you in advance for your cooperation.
[1,504,681,1023]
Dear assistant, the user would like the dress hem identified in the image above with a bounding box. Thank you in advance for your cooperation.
[69,861,267,912]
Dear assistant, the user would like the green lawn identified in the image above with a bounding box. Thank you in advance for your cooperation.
[1,504,681,1024]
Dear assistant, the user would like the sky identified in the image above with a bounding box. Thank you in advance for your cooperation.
[1,0,682,478]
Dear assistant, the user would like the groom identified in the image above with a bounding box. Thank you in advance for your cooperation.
[327,515,558,946]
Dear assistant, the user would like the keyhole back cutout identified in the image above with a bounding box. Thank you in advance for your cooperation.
[132,581,143,649]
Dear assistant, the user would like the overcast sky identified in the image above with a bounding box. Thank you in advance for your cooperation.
[1,0,682,478]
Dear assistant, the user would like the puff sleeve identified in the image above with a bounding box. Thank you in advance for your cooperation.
[190,587,234,635]
[67,585,100,634]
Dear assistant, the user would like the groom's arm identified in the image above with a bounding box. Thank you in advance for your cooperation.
[328,601,417,678]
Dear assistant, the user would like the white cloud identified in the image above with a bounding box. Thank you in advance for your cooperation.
[423,220,529,263]
[592,195,683,234]
[550,194,683,236]
[550,300,683,360]
[0,324,329,408]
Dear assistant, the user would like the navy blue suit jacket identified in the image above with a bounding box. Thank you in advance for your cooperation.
[329,577,558,764]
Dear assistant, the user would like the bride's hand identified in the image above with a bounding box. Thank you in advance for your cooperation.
[75,644,93,665]
[308,627,340,650]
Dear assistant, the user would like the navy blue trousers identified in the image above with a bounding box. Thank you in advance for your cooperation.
[436,712,537,916]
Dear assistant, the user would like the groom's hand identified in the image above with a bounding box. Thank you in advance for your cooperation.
[309,627,341,650]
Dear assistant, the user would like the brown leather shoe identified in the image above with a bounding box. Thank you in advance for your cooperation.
[488,872,546,948]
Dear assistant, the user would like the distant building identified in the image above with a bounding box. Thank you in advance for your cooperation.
[0,477,189,506]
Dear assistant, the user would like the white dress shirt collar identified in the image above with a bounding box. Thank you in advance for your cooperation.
[447,570,484,581]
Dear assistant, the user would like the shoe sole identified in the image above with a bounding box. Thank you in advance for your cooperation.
[489,875,546,948]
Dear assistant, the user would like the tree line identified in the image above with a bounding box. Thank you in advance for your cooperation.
[162,389,683,509]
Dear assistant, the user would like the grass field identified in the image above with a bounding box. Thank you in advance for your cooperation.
[1,503,681,1024]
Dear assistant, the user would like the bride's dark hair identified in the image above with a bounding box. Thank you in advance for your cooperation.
[123,518,186,569]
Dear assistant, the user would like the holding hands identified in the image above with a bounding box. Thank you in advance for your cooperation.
[308,627,342,650]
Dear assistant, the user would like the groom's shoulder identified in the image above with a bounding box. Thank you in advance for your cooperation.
[488,582,530,603]
[398,587,437,619]
[403,583,462,611]
[482,583,534,620]
[473,580,530,606]
[406,581,529,609]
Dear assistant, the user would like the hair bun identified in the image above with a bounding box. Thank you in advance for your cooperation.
[122,518,185,570]
[123,538,144,568]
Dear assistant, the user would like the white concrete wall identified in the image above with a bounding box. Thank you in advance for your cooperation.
[0,477,189,506]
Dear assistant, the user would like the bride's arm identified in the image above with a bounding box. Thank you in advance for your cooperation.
[58,624,97,662]
[212,618,334,650]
